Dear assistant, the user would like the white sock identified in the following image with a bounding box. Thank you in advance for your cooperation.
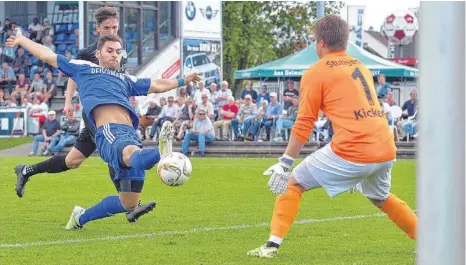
[268,235,283,245]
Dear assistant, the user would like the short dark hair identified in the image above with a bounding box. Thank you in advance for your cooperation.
[94,6,118,24]
[97,35,123,50]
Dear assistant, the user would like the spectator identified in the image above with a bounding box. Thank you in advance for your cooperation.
[74,28,79,47]
[197,93,214,120]
[241,80,258,102]
[30,110,61,156]
[11,73,29,103]
[49,118,80,155]
[21,97,33,110]
[0,89,5,107]
[3,44,15,57]
[175,97,196,141]
[256,84,270,106]
[186,82,195,97]
[231,94,258,141]
[209,83,220,120]
[249,92,282,141]
[397,90,418,140]
[30,58,46,79]
[193,81,210,106]
[216,80,232,109]
[173,96,193,138]
[181,109,215,157]
[378,94,393,125]
[386,91,397,106]
[376,74,391,99]
[12,48,29,75]
[283,79,299,109]
[0,18,12,43]
[0,62,16,94]
[178,86,188,98]
[0,47,14,65]
[6,95,17,107]
[29,73,45,99]
[41,18,54,41]
[273,96,299,141]
[43,36,56,52]
[29,96,49,126]
[139,99,162,139]
[149,96,178,140]
[213,96,238,141]
[56,71,67,90]
[28,17,43,42]
[44,71,56,104]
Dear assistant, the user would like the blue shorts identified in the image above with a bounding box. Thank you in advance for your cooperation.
[96,123,145,181]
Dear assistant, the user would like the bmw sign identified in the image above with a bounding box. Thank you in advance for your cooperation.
[185,1,196,21]
[205,6,212,20]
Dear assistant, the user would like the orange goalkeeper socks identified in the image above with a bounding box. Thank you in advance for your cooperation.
[381,193,418,239]
[270,185,303,241]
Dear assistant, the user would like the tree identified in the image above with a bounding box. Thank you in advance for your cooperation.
[222,1,344,95]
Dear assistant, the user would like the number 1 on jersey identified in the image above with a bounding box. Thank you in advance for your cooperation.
[352,68,374,105]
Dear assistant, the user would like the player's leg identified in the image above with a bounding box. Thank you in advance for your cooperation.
[360,161,417,239]
[14,128,95,198]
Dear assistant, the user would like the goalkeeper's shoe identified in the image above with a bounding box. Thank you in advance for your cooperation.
[65,206,85,230]
[247,244,278,258]
[159,121,174,158]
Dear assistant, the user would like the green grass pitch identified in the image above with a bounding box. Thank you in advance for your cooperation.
[0,157,416,265]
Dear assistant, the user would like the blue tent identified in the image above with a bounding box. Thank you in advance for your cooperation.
[234,42,419,79]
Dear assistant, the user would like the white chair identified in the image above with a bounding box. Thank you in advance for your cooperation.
[390,106,402,141]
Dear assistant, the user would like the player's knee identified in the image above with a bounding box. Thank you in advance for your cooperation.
[119,193,140,211]
[369,198,385,208]
[65,153,85,169]
[121,200,139,211]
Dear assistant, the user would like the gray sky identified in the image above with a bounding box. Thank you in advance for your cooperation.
[339,0,420,30]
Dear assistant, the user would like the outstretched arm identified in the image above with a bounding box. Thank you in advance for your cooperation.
[148,73,201,94]
[6,29,58,68]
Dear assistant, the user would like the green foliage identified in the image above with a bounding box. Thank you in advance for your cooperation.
[222,1,344,95]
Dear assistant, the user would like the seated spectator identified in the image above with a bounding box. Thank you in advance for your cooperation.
[273,96,299,141]
[175,97,196,141]
[181,109,215,157]
[149,96,178,140]
[197,93,214,121]
[397,90,418,140]
[41,18,54,41]
[29,96,49,126]
[241,80,258,103]
[173,96,191,137]
[139,99,162,140]
[44,71,56,105]
[216,81,232,109]
[193,81,210,106]
[0,89,5,107]
[3,44,16,58]
[30,59,47,80]
[249,92,282,141]
[0,18,12,44]
[378,94,393,125]
[0,62,15,94]
[12,73,29,103]
[246,100,268,141]
[386,92,397,106]
[49,118,80,155]
[213,96,238,141]
[6,94,17,107]
[283,79,299,110]
[231,94,257,141]
[28,17,43,43]
[43,36,56,52]
[30,110,61,156]
[21,97,33,110]
[56,71,67,90]
[256,85,270,107]
[28,73,45,99]
[0,47,14,65]
[12,48,29,75]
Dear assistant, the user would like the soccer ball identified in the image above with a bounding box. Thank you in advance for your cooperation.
[382,11,419,46]
[157,152,192,186]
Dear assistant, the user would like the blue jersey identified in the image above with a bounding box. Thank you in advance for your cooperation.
[56,55,151,129]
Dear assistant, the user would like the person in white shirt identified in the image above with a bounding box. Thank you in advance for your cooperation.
[216,81,233,109]
[28,18,43,42]
[149,96,178,139]
[209,83,219,120]
[193,81,210,106]
[378,95,393,125]
[197,93,214,121]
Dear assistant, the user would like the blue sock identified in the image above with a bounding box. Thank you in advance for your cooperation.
[79,195,128,225]
[129,148,161,170]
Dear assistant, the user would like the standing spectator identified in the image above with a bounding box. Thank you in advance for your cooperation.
[139,99,162,139]
[29,73,45,99]
[197,93,214,120]
[0,89,5,107]
[29,110,61,156]
[256,85,270,107]
[181,109,215,157]
[386,92,397,106]
[41,18,54,41]
[49,118,81,155]
[215,81,232,109]
[241,80,258,102]
[193,81,210,106]
[283,79,299,109]
[0,47,14,65]
[209,83,220,120]
[44,71,56,106]
[0,62,16,94]
[11,73,29,104]
[274,96,299,141]
[173,96,194,137]
[376,74,391,99]
[213,96,238,141]
[231,94,258,140]
[28,17,43,42]
[176,97,196,141]
[149,96,178,140]
[43,36,56,52]
[12,48,29,75]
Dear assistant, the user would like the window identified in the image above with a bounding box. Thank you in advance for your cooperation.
[158,1,173,47]
[141,1,157,6]
[125,8,140,66]
[142,9,156,57]
[87,5,99,45]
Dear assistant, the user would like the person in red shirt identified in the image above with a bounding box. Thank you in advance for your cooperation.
[213,96,239,141]
[247,14,417,258]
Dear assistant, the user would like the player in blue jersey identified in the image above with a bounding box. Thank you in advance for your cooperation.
[6,29,201,230]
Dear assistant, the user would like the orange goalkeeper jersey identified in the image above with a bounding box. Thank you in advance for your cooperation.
[291,51,396,163]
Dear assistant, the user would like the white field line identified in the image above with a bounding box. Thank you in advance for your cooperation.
[0,212,389,248]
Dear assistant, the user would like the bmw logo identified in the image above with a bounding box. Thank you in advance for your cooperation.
[185,1,196,21]
[205,6,212,20]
